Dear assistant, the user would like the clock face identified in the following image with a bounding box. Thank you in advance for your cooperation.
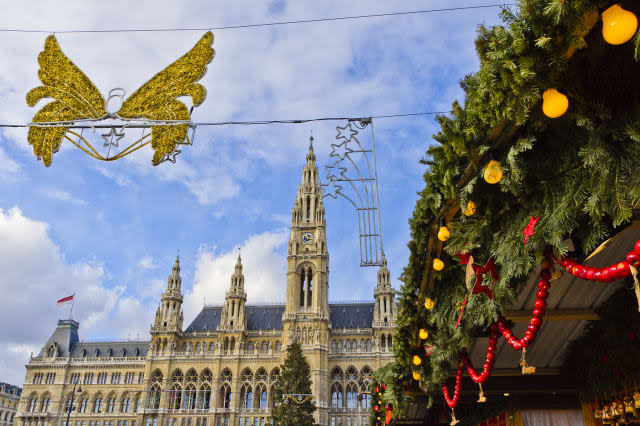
[301,232,314,244]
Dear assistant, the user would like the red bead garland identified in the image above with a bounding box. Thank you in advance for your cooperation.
[497,260,552,350]
[460,324,500,383]
[442,358,464,409]
[552,239,640,282]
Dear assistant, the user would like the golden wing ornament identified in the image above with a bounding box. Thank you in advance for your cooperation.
[26,36,107,166]
[117,32,215,165]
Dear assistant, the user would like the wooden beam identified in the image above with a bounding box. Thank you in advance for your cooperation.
[504,309,599,322]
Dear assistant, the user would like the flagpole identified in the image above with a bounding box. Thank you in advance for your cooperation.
[69,293,75,321]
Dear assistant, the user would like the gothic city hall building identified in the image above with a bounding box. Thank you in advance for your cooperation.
[16,142,396,426]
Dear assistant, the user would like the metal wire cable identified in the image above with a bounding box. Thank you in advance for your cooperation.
[0,4,515,34]
[0,111,451,128]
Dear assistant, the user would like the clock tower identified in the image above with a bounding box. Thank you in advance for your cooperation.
[284,136,329,323]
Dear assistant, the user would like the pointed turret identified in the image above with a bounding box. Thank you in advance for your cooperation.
[373,250,395,326]
[152,255,184,333]
[219,253,247,330]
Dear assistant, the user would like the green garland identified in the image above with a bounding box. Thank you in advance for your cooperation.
[393,0,640,406]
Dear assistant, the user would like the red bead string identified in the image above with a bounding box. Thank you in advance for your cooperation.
[460,324,499,383]
[552,239,640,282]
[441,358,464,409]
[497,259,552,350]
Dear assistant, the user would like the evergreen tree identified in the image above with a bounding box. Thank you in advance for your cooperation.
[270,341,317,426]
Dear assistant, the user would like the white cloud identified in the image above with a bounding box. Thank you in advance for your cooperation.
[38,188,87,206]
[95,165,135,188]
[0,146,21,181]
[182,230,288,321]
[0,206,149,385]
[138,256,156,270]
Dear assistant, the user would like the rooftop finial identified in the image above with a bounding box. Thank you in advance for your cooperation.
[177,249,180,262]
[237,247,241,261]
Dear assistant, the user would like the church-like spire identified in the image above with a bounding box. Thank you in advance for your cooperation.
[152,255,185,333]
[374,249,395,326]
[219,252,247,330]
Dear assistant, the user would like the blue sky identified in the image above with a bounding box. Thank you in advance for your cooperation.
[0,0,504,384]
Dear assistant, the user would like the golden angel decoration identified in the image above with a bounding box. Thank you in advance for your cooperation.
[26,32,215,166]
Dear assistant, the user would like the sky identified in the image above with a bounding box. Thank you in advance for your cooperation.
[0,0,505,385]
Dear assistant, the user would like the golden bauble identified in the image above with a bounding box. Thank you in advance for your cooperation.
[433,258,444,271]
[483,160,503,184]
[419,329,429,339]
[424,298,435,310]
[542,89,569,118]
[462,200,476,216]
[412,371,420,381]
[437,226,450,242]
[602,4,638,45]
[412,355,422,366]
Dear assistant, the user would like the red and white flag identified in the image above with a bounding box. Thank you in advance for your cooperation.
[57,295,74,306]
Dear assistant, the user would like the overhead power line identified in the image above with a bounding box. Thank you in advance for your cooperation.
[0,111,450,129]
[0,4,515,34]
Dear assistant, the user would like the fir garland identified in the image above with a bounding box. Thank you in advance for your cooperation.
[393,0,640,406]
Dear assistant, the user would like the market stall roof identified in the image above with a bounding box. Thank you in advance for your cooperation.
[467,221,640,380]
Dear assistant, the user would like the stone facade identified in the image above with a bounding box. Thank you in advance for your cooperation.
[16,140,395,426]
[0,383,21,426]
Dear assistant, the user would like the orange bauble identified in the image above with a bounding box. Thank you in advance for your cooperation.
[602,4,638,45]
[412,355,422,366]
[437,226,450,241]
[412,371,420,380]
[433,258,444,271]
[483,160,503,184]
[463,201,476,216]
[542,89,569,118]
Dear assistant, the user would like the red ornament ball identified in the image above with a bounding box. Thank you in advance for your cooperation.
[635,240,640,253]
[530,317,542,327]
[535,299,547,310]
[532,308,545,318]
[536,290,549,299]
[626,251,640,267]
[538,281,550,290]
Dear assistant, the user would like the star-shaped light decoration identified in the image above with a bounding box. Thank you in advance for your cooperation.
[328,140,354,161]
[471,258,498,299]
[160,149,181,164]
[101,127,126,148]
[322,179,343,199]
[522,216,540,245]
[336,122,358,142]
[325,161,347,181]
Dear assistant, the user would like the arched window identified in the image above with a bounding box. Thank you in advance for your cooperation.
[106,395,117,413]
[200,368,213,383]
[78,397,88,413]
[170,384,182,409]
[183,384,196,410]
[171,370,184,384]
[197,384,211,410]
[270,368,280,383]
[220,384,231,409]
[360,383,371,409]
[185,369,197,384]
[256,384,267,409]
[27,396,37,413]
[346,366,357,382]
[149,385,161,409]
[120,396,130,413]
[307,269,313,306]
[366,339,372,352]
[241,368,253,383]
[300,272,305,306]
[346,340,351,352]
[256,368,267,382]
[381,335,386,349]
[230,337,236,351]
[247,341,253,352]
[195,343,201,353]
[331,340,336,352]
[346,384,358,409]
[223,338,229,351]
[93,395,104,413]
[360,339,364,352]
[275,341,281,351]
[182,343,187,352]
[261,341,267,352]
[220,369,232,383]
[330,384,343,408]
[240,384,252,410]
[208,342,214,352]
[269,385,276,408]
[387,335,393,349]
[40,395,51,412]
[331,367,343,382]
[338,340,343,351]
